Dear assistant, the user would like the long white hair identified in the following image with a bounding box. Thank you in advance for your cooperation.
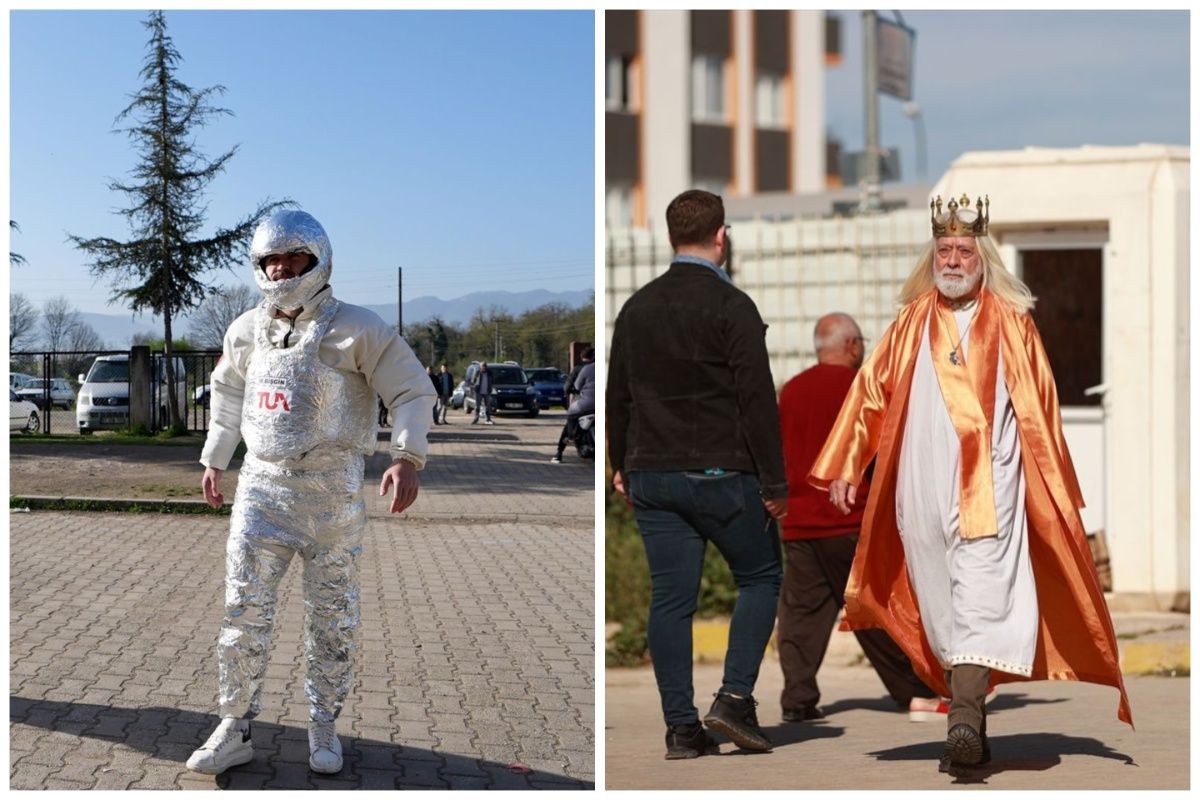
[898,235,1036,313]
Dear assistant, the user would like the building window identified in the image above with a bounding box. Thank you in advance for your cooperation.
[606,184,634,228]
[691,55,726,123]
[606,55,632,112]
[755,72,786,128]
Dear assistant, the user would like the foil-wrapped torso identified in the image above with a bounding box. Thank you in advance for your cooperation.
[239,296,377,471]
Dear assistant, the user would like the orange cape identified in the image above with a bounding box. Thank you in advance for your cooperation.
[808,288,1133,727]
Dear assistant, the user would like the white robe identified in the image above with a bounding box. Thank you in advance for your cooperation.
[895,304,1039,677]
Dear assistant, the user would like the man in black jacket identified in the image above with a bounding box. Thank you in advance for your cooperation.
[608,189,788,759]
[435,363,455,425]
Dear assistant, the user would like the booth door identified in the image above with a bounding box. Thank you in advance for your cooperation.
[1020,248,1105,537]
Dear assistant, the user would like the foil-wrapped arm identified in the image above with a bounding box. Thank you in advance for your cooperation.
[807,319,897,491]
[352,310,436,469]
[200,310,255,470]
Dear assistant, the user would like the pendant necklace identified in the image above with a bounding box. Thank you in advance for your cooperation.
[947,302,979,366]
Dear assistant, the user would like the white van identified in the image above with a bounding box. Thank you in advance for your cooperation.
[76,354,187,434]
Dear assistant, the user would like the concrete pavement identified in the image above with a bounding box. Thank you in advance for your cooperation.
[605,618,1189,790]
[10,413,596,790]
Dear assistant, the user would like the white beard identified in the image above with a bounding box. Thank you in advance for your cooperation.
[935,269,982,301]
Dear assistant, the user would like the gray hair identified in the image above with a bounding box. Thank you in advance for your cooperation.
[813,313,859,353]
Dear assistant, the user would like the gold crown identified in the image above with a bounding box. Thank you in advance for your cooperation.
[931,194,989,237]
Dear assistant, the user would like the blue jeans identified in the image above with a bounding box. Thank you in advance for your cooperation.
[629,470,783,726]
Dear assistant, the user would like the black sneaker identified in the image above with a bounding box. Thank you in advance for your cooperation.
[664,722,719,760]
[781,705,825,722]
[702,692,772,752]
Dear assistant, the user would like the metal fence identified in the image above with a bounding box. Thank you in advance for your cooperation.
[604,209,929,386]
[150,349,223,432]
[10,348,221,435]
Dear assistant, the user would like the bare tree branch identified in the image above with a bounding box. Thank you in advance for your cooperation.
[10,292,40,351]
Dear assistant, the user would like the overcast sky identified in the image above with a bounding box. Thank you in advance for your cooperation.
[9,10,595,317]
[824,10,1189,184]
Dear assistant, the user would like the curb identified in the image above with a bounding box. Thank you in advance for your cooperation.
[11,495,226,515]
[9,496,594,527]
[688,617,1189,676]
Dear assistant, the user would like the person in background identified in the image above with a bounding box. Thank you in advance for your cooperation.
[776,312,942,725]
[608,189,787,759]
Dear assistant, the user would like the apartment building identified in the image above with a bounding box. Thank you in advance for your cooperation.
[605,9,841,229]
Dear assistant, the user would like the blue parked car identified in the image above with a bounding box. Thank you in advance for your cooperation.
[526,367,569,410]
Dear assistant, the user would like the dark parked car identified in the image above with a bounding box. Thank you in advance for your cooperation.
[464,362,539,417]
[525,367,568,409]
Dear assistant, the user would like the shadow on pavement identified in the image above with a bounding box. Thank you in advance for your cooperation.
[817,695,903,717]
[757,720,846,749]
[984,692,1069,713]
[379,449,594,497]
[867,732,1135,786]
[11,697,590,790]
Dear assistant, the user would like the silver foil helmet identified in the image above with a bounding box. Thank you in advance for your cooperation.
[250,210,333,311]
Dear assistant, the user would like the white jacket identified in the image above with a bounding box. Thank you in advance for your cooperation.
[201,286,435,471]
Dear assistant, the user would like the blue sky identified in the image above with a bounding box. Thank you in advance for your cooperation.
[824,10,1189,184]
[9,10,595,317]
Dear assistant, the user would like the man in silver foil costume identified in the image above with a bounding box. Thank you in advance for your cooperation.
[186,209,436,775]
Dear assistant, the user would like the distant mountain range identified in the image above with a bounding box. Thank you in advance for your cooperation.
[72,288,593,349]
[362,288,593,329]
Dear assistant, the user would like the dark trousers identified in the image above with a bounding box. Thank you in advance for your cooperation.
[473,392,492,421]
[777,536,937,711]
[629,470,783,726]
[555,413,581,458]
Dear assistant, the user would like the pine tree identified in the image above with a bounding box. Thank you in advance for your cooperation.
[69,10,288,429]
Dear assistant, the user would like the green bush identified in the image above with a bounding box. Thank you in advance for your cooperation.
[604,464,741,667]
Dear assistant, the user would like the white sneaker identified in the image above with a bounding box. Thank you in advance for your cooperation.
[907,696,949,723]
[308,720,343,774]
[186,717,253,774]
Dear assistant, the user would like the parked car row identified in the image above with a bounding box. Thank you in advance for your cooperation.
[448,361,577,418]
[11,354,576,433]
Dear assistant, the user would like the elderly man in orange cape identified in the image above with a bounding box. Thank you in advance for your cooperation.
[808,195,1132,774]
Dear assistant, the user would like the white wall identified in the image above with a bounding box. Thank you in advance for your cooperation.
[642,11,690,228]
[791,11,825,193]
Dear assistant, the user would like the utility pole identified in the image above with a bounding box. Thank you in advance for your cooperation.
[396,266,403,332]
[860,10,882,213]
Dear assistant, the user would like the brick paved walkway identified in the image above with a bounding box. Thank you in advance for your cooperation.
[10,415,595,789]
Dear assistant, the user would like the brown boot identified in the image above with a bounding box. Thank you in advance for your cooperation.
[940,664,990,770]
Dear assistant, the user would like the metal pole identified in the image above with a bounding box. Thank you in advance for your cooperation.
[903,101,927,181]
[860,10,881,213]
[397,267,403,332]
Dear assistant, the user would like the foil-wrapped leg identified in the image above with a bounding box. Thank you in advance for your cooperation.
[302,539,363,723]
[218,534,295,719]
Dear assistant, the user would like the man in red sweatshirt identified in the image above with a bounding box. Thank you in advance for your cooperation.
[776,313,942,723]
